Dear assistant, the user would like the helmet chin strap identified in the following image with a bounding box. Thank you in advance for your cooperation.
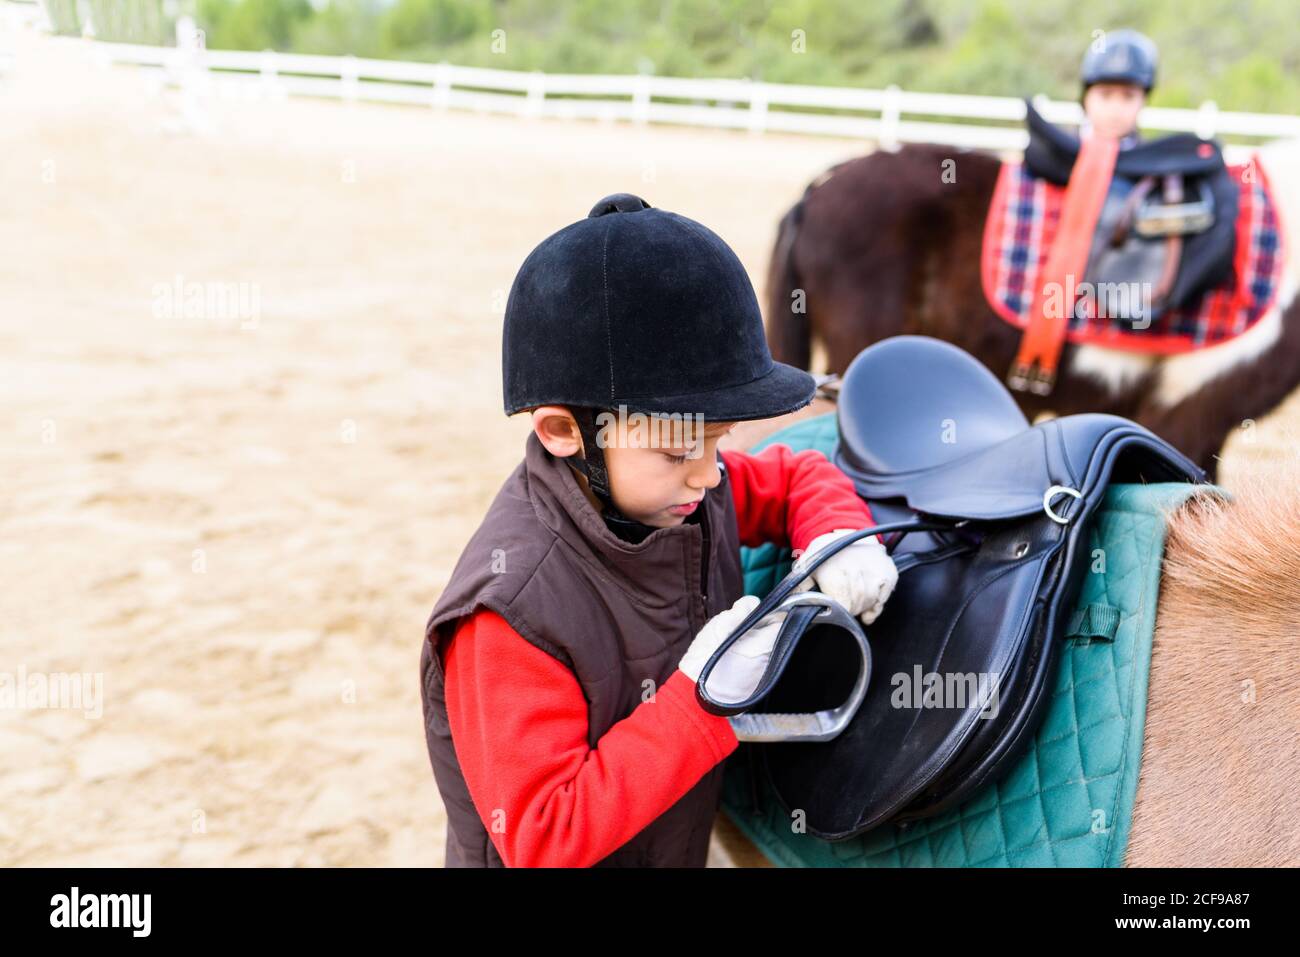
[563,407,661,544]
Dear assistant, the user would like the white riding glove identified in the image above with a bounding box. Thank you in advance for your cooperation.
[790,528,899,625]
[678,594,788,706]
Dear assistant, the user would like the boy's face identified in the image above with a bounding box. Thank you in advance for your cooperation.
[532,408,737,528]
[1082,82,1146,139]
[603,416,738,527]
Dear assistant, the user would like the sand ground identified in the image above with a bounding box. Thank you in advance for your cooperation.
[1,25,1293,867]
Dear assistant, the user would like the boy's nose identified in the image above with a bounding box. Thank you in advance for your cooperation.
[686,456,722,490]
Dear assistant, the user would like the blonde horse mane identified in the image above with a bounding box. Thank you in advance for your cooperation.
[1126,464,1300,865]
[1162,467,1300,644]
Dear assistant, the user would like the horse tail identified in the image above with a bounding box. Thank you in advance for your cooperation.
[765,194,811,369]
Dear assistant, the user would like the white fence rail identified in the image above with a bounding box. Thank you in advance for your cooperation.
[67,38,1300,156]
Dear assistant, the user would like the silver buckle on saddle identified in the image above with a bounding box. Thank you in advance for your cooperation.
[1043,485,1083,525]
[1135,179,1215,237]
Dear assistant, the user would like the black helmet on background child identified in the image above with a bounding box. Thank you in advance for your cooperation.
[501,193,816,527]
[1080,29,1158,93]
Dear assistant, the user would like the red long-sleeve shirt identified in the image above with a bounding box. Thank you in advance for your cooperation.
[440,443,874,867]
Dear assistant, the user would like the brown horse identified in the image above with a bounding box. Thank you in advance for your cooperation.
[764,139,1300,481]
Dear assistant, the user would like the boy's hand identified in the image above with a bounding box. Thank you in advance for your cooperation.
[790,528,898,625]
[678,595,786,706]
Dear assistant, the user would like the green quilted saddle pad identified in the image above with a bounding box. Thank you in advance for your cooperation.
[722,412,1212,867]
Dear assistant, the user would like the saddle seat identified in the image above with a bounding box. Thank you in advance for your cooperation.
[744,336,1204,841]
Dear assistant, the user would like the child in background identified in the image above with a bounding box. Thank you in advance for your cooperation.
[1078,28,1158,148]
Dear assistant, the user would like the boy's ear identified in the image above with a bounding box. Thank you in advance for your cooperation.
[532,406,583,458]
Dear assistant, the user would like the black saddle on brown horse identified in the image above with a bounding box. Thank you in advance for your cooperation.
[1023,99,1239,322]
[697,336,1203,840]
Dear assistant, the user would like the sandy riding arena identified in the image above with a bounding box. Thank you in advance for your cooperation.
[2,31,1295,867]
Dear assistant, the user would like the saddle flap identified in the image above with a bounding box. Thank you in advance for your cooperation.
[759,520,1065,839]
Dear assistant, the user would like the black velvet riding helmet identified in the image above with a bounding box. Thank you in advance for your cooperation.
[502,193,816,538]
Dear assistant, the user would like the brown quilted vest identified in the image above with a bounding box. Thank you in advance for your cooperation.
[421,431,744,867]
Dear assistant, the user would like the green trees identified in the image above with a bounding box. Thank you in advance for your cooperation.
[196,0,313,50]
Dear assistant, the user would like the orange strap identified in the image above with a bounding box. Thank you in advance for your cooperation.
[1010,134,1120,393]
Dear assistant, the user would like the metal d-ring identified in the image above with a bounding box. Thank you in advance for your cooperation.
[1043,484,1083,525]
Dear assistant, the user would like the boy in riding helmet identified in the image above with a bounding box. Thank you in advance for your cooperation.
[1078,28,1158,148]
[420,193,898,867]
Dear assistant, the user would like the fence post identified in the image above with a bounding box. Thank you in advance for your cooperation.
[748,80,768,134]
[432,61,451,110]
[174,15,212,133]
[1196,99,1219,140]
[526,70,545,119]
[260,49,279,100]
[341,54,358,104]
[632,72,650,125]
[881,83,901,150]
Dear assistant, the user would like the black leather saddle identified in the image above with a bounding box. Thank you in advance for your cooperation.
[708,336,1204,841]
